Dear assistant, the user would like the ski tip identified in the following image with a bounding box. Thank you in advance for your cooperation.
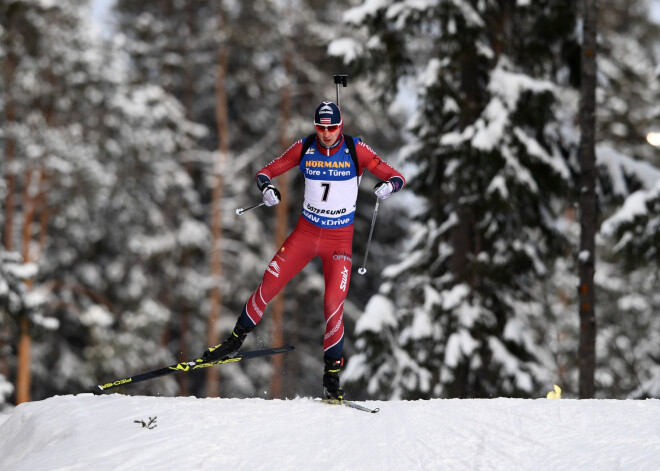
[90,385,105,395]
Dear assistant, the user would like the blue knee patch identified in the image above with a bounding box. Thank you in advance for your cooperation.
[237,303,256,328]
[324,337,344,360]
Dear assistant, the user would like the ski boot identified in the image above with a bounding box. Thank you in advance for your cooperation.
[323,356,345,401]
[203,322,253,362]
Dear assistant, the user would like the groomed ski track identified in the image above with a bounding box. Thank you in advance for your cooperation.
[1,394,659,470]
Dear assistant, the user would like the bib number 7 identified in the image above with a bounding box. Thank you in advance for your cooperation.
[321,182,331,202]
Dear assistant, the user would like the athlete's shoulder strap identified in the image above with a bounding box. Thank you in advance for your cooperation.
[343,134,360,172]
[300,134,316,159]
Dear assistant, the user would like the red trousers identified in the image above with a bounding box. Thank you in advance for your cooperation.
[239,216,352,359]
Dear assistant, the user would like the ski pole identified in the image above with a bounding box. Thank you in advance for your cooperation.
[358,197,380,275]
[236,202,265,215]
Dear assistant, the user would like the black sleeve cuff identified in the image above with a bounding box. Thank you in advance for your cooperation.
[256,173,272,191]
[389,176,404,192]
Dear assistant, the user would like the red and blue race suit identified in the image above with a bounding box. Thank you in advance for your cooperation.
[237,135,404,359]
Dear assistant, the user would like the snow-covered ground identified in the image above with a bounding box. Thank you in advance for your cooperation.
[1,394,659,470]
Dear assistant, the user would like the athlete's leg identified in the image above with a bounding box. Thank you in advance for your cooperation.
[238,218,320,327]
[204,218,322,361]
[319,226,353,360]
[318,226,353,399]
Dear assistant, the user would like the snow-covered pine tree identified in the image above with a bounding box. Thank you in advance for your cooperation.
[1,0,114,401]
[334,0,581,399]
[599,180,660,398]
[595,0,660,166]
[109,0,401,398]
[1,0,208,400]
[549,0,660,399]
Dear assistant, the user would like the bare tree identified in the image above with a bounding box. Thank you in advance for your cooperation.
[269,46,292,399]
[207,8,230,398]
[1,35,18,386]
[578,0,598,399]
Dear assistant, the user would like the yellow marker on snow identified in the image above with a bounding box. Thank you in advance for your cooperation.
[546,385,562,399]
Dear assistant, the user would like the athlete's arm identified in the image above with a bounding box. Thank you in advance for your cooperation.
[255,139,304,185]
[355,141,405,192]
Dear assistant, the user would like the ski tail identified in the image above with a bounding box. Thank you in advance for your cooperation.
[91,345,295,393]
[321,398,380,414]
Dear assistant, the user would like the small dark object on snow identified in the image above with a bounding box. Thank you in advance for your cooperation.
[134,416,157,429]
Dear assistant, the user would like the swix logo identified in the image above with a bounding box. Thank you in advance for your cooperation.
[340,266,349,291]
[266,260,281,278]
[318,103,334,115]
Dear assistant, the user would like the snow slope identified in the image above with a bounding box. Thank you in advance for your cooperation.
[1,395,659,471]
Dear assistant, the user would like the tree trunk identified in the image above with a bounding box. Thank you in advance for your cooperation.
[270,47,292,399]
[206,12,230,397]
[176,2,196,397]
[1,48,18,381]
[449,41,482,397]
[16,316,31,404]
[3,56,17,251]
[450,204,473,284]
[178,309,190,396]
[578,0,598,399]
[15,167,44,404]
[451,45,480,290]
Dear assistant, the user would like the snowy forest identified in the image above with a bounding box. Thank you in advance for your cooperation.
[1,0,660,409]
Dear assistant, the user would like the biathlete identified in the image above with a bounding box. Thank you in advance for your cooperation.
[202,101,405,400]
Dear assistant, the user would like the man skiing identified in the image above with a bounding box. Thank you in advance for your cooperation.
[202,101,405,400]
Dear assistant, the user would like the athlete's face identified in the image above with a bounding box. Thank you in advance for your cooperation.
[315,125,342,147]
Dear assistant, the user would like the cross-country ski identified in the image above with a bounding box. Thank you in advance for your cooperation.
[92,346,294,393]
[321,398,380,414]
